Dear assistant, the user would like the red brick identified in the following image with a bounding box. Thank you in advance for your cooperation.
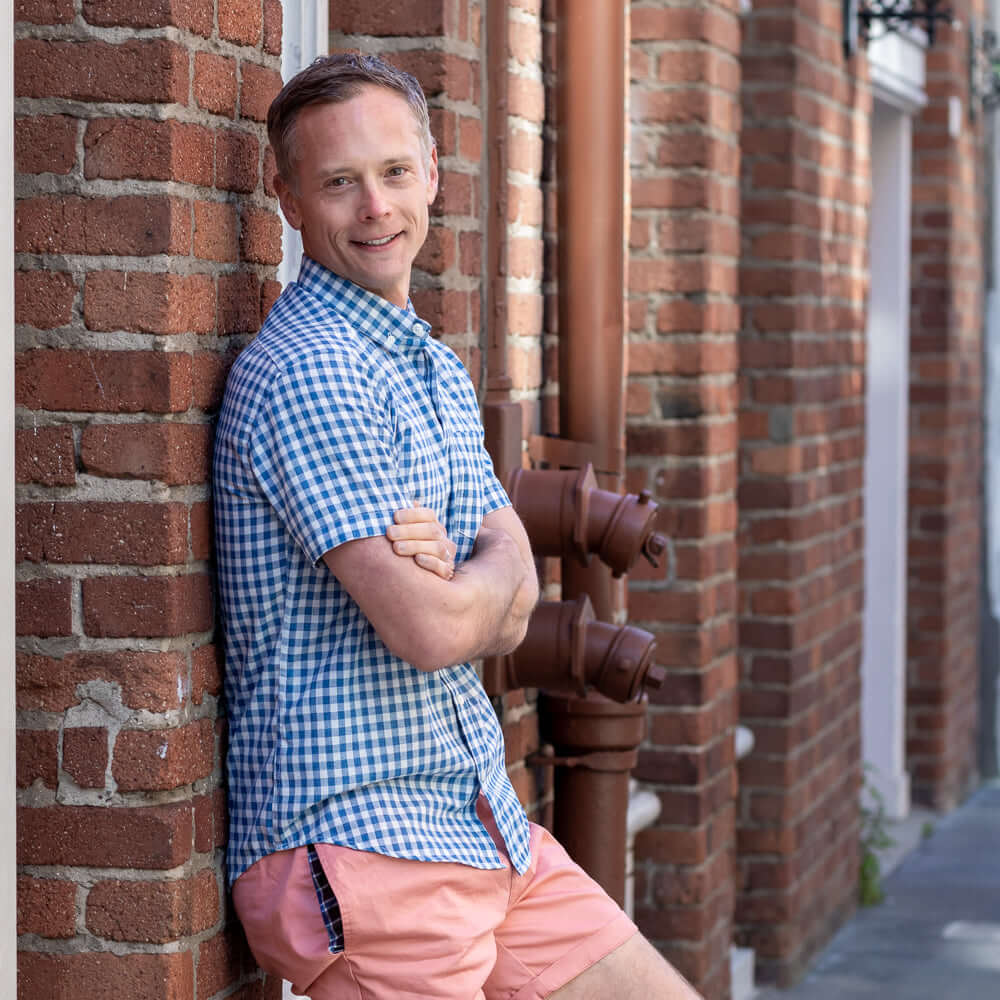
[15,195,191,257]
[86,868,219,943]
[82,574,213,638]
[81,422,212,484]
[17,650,187,713]
[18,501,190,566]
[16,426,76,487]
[84,119,214,185]
[194,200,239,261]
[215,128,259,193]
[17,951,194,1000]
[330,0,445,35]
[194,786,228,853]
[219,272,262,334]
[241,205,283,264]
[82,0,214,35]
[16,350,193,413]
[261,278,282,321]
[16,0,74,22]
[15,115,77,175]
[15,270,75,330]
[263,0,283,55]
[197,927,258,998]
[16,578,72,637]
[190,500,213,560]
[15,39,189,103]
[17,802,193,868]
[192,349,234,411]
[194,52,237,117]
[240,62,283,122]
[84,271,215,335]
[219,0,262,45]
[113,719,215,792]
[62,726,109,788]
[17,876,77,938]
[16,728,58,788]
[191,644,222,705]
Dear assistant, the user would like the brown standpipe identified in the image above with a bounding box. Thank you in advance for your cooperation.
[546,0,638,909]
[503,594,666,702]
[508,463,668,578]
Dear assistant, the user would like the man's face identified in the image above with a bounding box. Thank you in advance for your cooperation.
[276,86,438,308]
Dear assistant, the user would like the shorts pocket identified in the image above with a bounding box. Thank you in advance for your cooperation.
[307,844,345,954]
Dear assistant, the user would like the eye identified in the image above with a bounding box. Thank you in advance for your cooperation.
[325,176,350,188]
[386,166,408,178]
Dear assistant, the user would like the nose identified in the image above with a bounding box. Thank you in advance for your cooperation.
[357,180,390,221]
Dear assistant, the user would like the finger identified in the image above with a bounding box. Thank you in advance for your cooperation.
[387,520,447,543]
[414,552,455,580]
[393,505,437,525]
[391,537,453,560]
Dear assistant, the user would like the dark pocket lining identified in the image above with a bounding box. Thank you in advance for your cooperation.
[307,844,346,954]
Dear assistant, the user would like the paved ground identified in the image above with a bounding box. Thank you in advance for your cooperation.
[756,780,1000,1000]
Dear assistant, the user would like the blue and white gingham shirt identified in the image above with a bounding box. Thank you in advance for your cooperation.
[214,258,532,886]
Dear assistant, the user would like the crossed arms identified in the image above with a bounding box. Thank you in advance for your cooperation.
[323,503,539,672]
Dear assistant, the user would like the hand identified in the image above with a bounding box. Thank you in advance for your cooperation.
[386,505,458,581]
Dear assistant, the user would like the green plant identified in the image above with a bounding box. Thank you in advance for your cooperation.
[858,767,896,906]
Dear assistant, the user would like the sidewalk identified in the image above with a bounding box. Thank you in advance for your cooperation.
[756,780,1000,1000]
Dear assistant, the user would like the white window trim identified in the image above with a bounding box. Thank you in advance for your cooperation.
[278,0,329,288]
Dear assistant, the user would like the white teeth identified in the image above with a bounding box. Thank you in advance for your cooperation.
[360,234,396,246]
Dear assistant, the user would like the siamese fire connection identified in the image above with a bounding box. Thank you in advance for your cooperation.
[485,461,669,705]
[508,463,667,579]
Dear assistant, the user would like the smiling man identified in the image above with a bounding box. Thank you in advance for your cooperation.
[213,53,701,1000]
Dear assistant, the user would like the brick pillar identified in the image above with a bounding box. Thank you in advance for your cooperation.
[907,10,986,810]
[14,2,283,997]
[626,3,742,996]
[737,0,869,985]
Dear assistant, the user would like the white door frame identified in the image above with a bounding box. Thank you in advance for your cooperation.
[861,31,927,819]
[277,0,329,288]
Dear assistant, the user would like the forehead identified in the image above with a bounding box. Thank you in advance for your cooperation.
[295,86,425,163]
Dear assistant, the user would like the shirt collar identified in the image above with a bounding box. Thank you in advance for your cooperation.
[296,256,432,354]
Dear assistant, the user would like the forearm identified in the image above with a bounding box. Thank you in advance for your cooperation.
[454,527,538,660]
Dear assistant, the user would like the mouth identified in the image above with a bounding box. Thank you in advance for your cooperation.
[352,232,403,248]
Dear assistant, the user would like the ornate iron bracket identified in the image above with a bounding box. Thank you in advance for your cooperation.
[844,0,954,57]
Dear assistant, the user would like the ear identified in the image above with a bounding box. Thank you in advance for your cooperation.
[274,173,303,231]
[426,145,439,206]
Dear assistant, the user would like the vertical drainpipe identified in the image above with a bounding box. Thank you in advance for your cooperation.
[542,0,638,907]
[556,1,627,614]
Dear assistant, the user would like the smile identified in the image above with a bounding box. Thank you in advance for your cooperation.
[354,233,401,247]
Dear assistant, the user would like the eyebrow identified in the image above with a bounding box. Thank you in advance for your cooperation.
[319,155,420,175]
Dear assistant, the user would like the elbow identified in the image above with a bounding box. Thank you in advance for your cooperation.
[378,612,473,673]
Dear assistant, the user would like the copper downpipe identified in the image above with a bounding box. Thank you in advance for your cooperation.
[542,0,637,908]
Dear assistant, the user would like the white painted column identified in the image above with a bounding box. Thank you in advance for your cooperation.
[862,99,914,820]
[2,0,17,992]
[277,0,329,288]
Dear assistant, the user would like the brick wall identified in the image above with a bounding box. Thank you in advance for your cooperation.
[907,9,986,810]
[737,0,870,985]
[626,2,742,996]
[14,1,283,996]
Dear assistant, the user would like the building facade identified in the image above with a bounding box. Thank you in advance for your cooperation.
[11,1,995,998]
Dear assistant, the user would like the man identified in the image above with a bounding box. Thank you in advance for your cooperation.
[214,53,701,1000]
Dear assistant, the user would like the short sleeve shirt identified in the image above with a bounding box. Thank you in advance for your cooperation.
[213,258,532,886]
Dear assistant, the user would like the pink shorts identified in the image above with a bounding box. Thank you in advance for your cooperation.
[232,800,637,1000]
